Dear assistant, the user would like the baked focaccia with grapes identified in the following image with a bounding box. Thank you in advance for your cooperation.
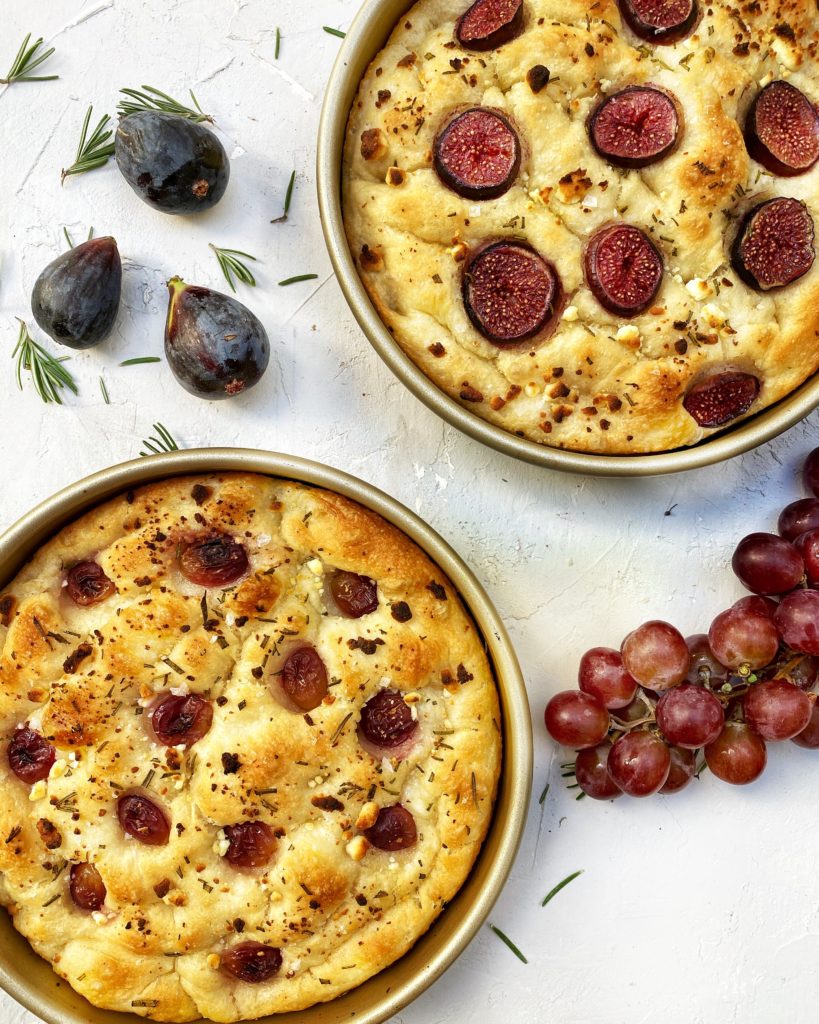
[0,473,500,1022]
[343,0,819,454]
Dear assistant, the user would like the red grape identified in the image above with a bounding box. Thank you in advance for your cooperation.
[607,730,671,797]
[732,532,804,595]
[281,646,328,711]
[793,529,819,585]
[65,561,116,606]
[704,722,767,785]
[660,746,697,794]
[578,647,637,709]
[743,678,811,740]
[610,695,654,726]
[791,699,819,748]
[363,804,417,850]
[221,942,282,983]
[329,570,378,617]
[359,689,418,747]
[656,683,724,748]
[778,498,819,542]
[685,634,728,686]
[574,744,621,800]
[178,537,248,588]
[117,794,170,845]
[708,600,779,670]
[69,863,106,911]
[223,821,277,867]
[774,590,819,655]
[8,727,55,784]
[621,620,689,691]
[544,691,610,749]
[733,595,778,619]
[804,448,819,499]
[149,693,213,748]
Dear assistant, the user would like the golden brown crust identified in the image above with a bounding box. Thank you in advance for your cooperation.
[0,474,500,1022]
[342,0,819,453]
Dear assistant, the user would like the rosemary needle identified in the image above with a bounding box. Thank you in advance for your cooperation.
[488,925,528,964]
[278,273,318,286]
[538,782,549,805]
[120,357,161,366]
[118,85,212,124]
[272,170,296,224]
[99,376,110,404]
[1,33,58,85]
[323,27,346,39]
[12,320,78,405]
[62,106,115,183]
[275,27,281,59]
[541,869,583,908]
[209,244,257,292]
[140,423,180,457]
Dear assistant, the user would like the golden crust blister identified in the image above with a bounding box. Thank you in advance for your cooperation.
[0,474,500,1022]
[343,0,819,453]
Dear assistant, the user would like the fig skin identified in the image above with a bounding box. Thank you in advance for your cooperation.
[115,111,229,215]
[31,237,121,350]
[164,277,270,400]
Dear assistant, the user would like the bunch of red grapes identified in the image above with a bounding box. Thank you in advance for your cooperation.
[545,447,819,799]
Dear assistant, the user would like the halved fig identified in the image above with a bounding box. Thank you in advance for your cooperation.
[732,197,815,291]
[434,108,521,200]
[117,793,170,846]
[584,224,663,317]
[359,688,418,748]
[65,560,116,607]
[589,86,680,168]
[221,942,282,983]
[223,821,277,868]
[618,0,698,44]
[683,370,760,428]
[281,645,328,711]
[328,570,378,618]
[8,727,55,784]
[149,693,213,748]
[363,804,417,851]
[745,81,819,177]
[463,241,560,345]
[69,863,106,911]
[178,536,249,588]
[455,0,524,51]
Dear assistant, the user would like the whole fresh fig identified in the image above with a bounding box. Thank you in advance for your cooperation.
[31,237,121,350]
[115,111,229,215]
[165,277,269,399]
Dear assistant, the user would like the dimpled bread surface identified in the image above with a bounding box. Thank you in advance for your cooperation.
[0,473,500,1022]
[343,0,819,453]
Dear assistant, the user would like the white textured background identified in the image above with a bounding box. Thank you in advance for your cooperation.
[1,2,818,1023]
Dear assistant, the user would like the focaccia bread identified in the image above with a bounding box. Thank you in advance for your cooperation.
[343,0,819,454]
[0,474,500,1022]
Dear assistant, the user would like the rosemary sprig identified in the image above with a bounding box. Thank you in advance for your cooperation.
[488,924,528,964]
[209,244,257,292]
[99,376,110,404]
[12,320,78,405]
[1,33,58,85]
[61,106,115,183]
[275,27,281,59]
[541,869,583,907]
[140,423,180,456]
[63,226,94,249]
[323,27,346,39]
[279,273,318,286]
[538,782,549,805]
[272,169,296,224]
[118,85,212,124]
[120,356,161,366]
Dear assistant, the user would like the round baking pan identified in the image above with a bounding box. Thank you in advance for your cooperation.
[0,449,531,1024]
[316,0,819,477]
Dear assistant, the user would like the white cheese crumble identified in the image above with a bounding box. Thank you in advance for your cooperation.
[562,305,579,322]
[701,303,727,327]
[29,780,47,801]
[213,829,230,857]
[307,558,324,576]
[615,325,640,345]
[685,277,713,300]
